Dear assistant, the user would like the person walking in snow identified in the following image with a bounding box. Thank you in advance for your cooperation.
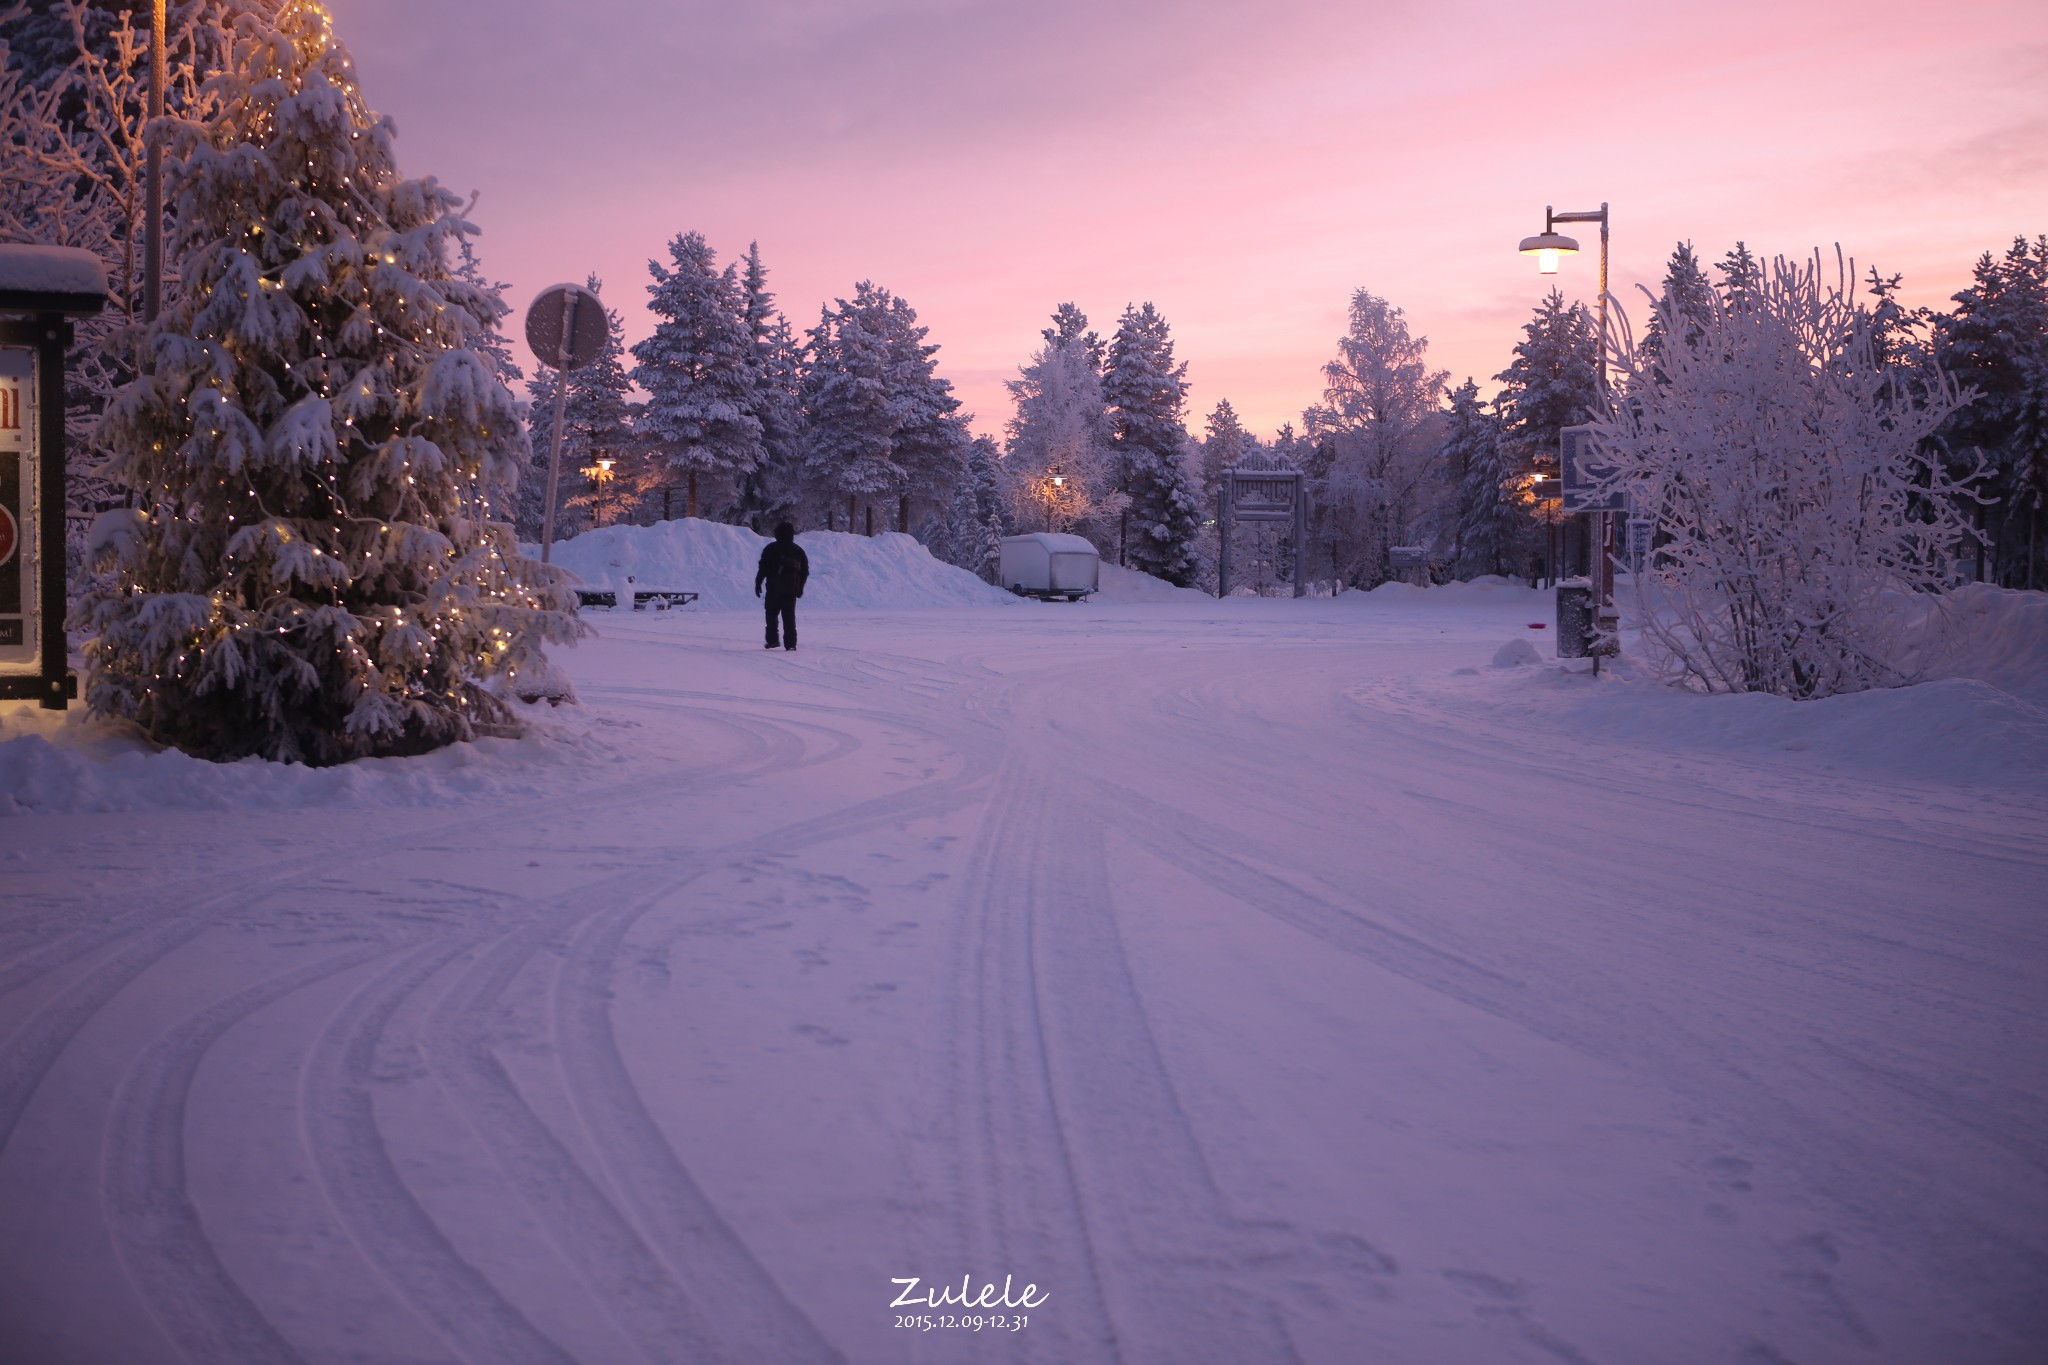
[755,521,810,650]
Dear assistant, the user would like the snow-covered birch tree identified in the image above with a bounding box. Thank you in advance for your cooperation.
[1593,249,1980,699]
[1302,288,1447,587]
[1006,304,1122,544]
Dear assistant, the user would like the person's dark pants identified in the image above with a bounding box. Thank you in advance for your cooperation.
[764,590,797,648]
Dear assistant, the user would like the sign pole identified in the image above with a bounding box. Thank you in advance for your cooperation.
[524,284,604,563]
[539,376,570,565]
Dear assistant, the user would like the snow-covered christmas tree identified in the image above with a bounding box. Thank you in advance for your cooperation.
[81,2,580,765]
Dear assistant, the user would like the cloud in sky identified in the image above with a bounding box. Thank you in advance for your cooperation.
[332,0,2048,438]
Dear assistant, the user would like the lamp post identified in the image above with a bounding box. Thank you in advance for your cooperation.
[1519,202,1616,642]
[595,455,614,526]
[1045,467,1066,532]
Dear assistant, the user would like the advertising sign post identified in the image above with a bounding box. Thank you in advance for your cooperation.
[0,246,108,708]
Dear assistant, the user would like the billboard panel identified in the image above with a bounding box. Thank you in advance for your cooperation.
[0,346,33,664]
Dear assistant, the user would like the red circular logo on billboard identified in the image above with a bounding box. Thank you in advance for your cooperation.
[0,503,16,567]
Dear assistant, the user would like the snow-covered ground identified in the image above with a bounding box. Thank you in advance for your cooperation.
[3,524,2044,1364]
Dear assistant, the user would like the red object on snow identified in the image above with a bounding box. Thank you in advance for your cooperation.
[1528,622,1547,629]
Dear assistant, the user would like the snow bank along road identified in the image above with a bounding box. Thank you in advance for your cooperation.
[2,591,2043,1364]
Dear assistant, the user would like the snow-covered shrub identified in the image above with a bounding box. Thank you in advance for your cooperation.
[80,4,580,765]
[1595,249,1981,699]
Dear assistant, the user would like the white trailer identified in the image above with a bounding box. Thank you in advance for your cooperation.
[998,533,1100,601]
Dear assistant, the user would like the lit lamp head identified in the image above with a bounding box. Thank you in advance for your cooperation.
[597,456,614,474]
[1049,470,1066,488]
[1519,229,1580,275]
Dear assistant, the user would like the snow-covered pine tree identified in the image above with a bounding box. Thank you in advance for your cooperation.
[802,296,896,531]
[449,227,526,521]
[960,432,1006,579]
[1104,302,1200,583]
[1495,288,1600,455]
[1636,241,1716,383]
[1862,265,1927,373]
[1042,300,1105,371]
[1005,303,1122,544]
[520,275,638,539]
[633,231,761,522]
[876,288,971,533]
[1199,397,1251,502]
[1716,241,1762,310]
[1595,249,1979,698]
[1301,288,1447,587]
[1443,378,1526,578]
[1929,236,2048,588]
[802,281,969,534]
[732,241,805,529]
[81,1,579,764]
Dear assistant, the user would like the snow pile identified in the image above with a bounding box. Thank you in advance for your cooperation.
[1895,583,2048,705]
[0,702,612,816]
[540,520,1013,611]
[1575,674,2048,790]
[1492,638,1542,668]
[1347,575,1547,604]
[1094,561,1210,602]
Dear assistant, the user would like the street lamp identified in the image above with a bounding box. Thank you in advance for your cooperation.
[583,454,616,527]
[1044,467,1067,532]
[1520,203,1608,392]
[1519,201,1616,657]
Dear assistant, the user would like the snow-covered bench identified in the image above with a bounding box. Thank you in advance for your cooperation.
[574,585,699,610]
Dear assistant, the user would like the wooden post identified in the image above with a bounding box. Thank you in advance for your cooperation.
[687,468,698,520]
[1216,476,1232,598]
[1293,471,1308,598]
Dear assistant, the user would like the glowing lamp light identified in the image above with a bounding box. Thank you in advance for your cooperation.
[1050,472,1066,487]
[1518,230,1579,274]
[597,457,614,474]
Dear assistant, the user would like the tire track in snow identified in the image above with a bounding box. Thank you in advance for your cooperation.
[417,867,755,1364]
[935,748,1391,1363]
[1,695,788,983]
[936,762,1122,1365]
[301,933,577,1364]
[381,749,1003,1362]
[555,894,847,1365]
[101,940,402,1364]
[2,695,808,1172]
[0,912,214,1154]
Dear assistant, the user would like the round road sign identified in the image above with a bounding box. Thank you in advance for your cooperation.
[0,503,16,568]
[524,283,607,371]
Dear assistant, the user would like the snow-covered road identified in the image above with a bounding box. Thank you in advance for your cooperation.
[3,589,2044,1364]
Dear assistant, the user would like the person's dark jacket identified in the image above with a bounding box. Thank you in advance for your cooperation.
[756,537,809,598]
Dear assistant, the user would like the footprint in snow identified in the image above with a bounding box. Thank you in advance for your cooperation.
[792,1023,850,1046]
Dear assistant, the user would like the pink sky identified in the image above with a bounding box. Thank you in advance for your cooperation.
[330,0,2048,442]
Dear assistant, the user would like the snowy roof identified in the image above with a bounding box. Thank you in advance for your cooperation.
[0,245,109,315]
[1002,533,1100,554]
